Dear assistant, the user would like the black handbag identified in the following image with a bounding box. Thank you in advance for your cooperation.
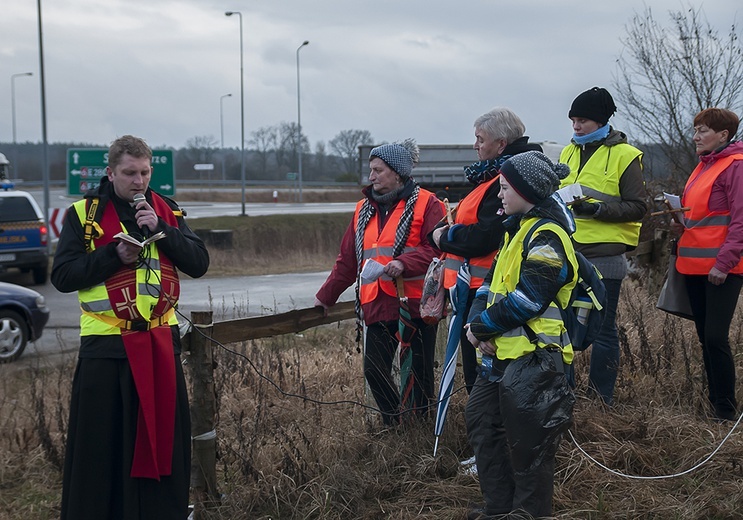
[656,241,693,320]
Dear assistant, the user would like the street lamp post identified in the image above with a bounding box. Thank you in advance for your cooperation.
[296,40,309,203]
[225,10,246,216]
[11,72,33,144]
[10,72,33,178]
[36,0,51,254]
[219,93,232,182]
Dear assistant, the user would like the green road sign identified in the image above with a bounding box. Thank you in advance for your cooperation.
[66,148,175,197]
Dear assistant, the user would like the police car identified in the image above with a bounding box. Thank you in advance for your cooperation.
[0,190,49,284]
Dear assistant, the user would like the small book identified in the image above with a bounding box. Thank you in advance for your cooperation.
[556,183,584,205]
[662,192,685,224]
[114,230,166,248]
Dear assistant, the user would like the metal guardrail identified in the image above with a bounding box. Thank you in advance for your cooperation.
[15,179,360,189]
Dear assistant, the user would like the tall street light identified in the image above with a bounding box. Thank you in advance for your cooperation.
[36,0,51,254]
[296,40,309,203]
[225,10,246,216]
[10,72,33,179]
[11,72,33,144]
[219,93,232,181]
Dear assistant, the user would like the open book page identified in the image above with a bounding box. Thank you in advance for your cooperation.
[663,192,685,224]
[113,230,166,248]
[555,183,583,205]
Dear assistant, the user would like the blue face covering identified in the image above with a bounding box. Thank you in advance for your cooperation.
[573,124,610,146]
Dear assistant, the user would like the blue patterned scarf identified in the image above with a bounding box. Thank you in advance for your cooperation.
[463,154,512,185]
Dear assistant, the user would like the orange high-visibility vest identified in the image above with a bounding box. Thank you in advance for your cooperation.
[677,154,743,275]
[443,175,500,289]
[356,189,438,303]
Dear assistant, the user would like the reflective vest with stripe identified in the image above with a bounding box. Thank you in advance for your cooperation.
[677,154,743,275]
[487,217,577,364]
[443,175,499,289]
[357,189,439,303]
[73,199,180,336]
[559,143,643,246]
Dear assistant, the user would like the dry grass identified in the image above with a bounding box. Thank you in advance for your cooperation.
[2,266,743,518]
[177,187,362,204]
[191,213,351,276]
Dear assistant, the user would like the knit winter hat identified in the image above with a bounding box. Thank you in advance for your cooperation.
[568,87,617,126]
[499,151,571,204]
[369,139,420,179]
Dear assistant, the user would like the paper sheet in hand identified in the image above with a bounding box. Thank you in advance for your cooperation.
[556,183,583,204]
[360,258,386,282]
[114,230,166,248]
[663,192,684,224]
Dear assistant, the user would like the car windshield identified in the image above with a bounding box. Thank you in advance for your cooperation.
[0,197,40,222]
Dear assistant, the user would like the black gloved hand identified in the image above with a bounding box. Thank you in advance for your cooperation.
[572,200,600,216]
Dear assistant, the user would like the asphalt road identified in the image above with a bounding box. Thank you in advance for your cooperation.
[26,187,358,218]
[4,270,354,369]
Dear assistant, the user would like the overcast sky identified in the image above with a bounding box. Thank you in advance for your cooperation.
[1,0,739,151]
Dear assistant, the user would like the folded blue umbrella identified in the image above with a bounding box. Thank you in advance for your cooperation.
[434,260,471,456]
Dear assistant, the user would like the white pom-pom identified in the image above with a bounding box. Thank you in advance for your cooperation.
[397,138,420,166]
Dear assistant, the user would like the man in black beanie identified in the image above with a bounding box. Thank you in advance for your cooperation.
[559,87,648,406]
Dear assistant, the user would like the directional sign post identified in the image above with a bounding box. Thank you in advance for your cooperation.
[66,148,175,197]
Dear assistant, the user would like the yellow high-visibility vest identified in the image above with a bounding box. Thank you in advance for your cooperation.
[486,217,577,364]
[560,143,643,246]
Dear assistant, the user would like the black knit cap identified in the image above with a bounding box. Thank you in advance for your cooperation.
[499,151,570,204]
[568,87,617,126]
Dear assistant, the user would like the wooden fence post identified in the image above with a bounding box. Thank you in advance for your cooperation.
[187,310,221,517]
[651,228,670,293]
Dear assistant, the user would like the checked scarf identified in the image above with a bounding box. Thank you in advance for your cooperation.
[353,184,421,335]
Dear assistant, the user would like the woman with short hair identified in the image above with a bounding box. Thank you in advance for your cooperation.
[674,107,743,422]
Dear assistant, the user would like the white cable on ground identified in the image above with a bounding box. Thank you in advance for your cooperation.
[568,411,742,480]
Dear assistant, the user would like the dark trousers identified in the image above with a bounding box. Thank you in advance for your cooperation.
[459,288,479,393]
[465,351,574,518]
[364,319,437,424]
[588,277,623,405]
[685,274,743,419]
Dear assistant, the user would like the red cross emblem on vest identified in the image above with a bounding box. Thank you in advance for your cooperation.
[115,287,139,320]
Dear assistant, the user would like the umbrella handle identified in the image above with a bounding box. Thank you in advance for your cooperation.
[395,276,406,299]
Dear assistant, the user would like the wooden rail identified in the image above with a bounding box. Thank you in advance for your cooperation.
[184,300,355,517]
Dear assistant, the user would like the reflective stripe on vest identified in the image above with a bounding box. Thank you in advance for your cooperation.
[486,218,577,364]
[442,176,500,289]
[356,189,440,303]
[73,199,179,336]
[677,154,743,275]
[560,142,643,246]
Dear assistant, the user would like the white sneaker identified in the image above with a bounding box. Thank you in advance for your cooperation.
[460,455,478,476]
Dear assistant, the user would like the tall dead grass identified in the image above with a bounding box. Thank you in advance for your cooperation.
[193,213,351,276]
[1,278,742,518]
[178,187,362,204]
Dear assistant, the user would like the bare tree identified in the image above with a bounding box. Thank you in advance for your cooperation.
[249,125,278,178]
[312,140,328,180]
[276,121,309,173]
[329,129,374,175]
[613,5,743,182]
[184,135,218,164]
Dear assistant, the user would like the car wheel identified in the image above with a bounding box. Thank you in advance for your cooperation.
[0,310,29,363]
[32,266,48,285]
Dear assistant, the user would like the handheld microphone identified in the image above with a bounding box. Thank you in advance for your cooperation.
[132,193,149,238]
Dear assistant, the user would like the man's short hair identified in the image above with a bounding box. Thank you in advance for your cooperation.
[474,107,526,145]
[108,135,152,169]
